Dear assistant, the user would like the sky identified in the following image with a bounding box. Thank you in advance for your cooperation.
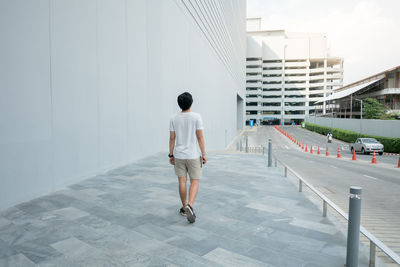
[247,0,400,85]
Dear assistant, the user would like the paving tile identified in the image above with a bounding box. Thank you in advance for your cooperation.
[0,239,16,258]
[167,236,218,256]
[166,222,211,241]
[133,223,177,241]
[245,246,303,266]
[0,217,11,228]
[0,253,36,267]
[14,238,62,264]
[268,229,327,251]
[199,234,257,255]
[290,217,338,235]
[51,207,90,220]
[245,202,285,214]
[0,223,37,246]
[51,237,99,260]
[135,240,220,267]
[282,245,346,267]
[203,247,269,267]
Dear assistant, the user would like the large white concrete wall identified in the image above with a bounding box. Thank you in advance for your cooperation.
[0,0,246,210]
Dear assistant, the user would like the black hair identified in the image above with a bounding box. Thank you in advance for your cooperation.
[177,92,193,111]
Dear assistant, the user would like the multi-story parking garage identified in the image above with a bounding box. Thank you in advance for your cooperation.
[245,18,343,125]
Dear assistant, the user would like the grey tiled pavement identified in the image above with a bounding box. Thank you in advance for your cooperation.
[0,152,370,266]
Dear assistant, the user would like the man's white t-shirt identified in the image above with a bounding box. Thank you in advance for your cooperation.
[170,112,204,159]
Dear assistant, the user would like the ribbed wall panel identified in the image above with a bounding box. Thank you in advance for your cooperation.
[176,0,245,89]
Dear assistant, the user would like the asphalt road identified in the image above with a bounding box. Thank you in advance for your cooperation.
[241,125,400,264]
[283,126,399,166]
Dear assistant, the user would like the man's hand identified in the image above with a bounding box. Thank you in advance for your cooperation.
[202,155,207,165]
[169,157,175,165]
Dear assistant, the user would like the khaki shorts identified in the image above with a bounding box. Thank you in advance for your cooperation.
[174,157,203,180]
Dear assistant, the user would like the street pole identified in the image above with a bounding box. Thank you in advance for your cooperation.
[245,135,249,153]
[331,100,334,132]
[346,186,362,267]
[268,139,272,167]
[314,106,316,132]
[360,100,363,136]
[355,99,363,136]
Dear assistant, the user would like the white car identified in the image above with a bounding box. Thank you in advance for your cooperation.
[350,138,384,155]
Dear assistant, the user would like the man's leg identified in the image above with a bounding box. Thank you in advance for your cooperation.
[178,176,187,207]
[188,179,199,207]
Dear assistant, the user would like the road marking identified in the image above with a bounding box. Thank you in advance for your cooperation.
[363,174,378,180]
[284,145,289,149]
[330,165,338,169]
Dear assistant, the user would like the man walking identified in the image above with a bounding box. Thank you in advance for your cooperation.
[169,92,206,223]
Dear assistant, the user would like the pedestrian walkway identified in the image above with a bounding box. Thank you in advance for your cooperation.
[0,152,370,266]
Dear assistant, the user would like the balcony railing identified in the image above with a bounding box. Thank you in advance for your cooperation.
[284,83,307,89]
[263,62,282,68]
[284,68,308,74]
[263,69,283,75]
[284,76,308,82]
[284,61,308,67]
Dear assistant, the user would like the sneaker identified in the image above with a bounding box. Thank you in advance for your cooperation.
[184,204,196,223]
[179,207,186,217]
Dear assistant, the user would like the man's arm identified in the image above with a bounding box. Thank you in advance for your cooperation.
[196,129,207,164]
[169,131,175,165]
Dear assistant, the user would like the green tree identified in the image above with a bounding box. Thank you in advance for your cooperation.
[363,98,386,119]
[381,111,400,120]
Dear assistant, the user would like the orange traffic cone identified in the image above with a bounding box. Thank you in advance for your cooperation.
[305,145,308,152]
[352,149,357,160]
[302,143,304,150]
[326,146,329,156]
[371,150,377,164]
[310,146,313,154]
[317,146,320,155]
[397,154,400,168]
[337,148,341,158]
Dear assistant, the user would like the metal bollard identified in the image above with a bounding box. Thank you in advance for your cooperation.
[245,135,249,153]
[239,139,242,152]
[370,241,376,267]
[323,200,327,217]
[346,186,362,267]
[268,139,272,167]
[284,166,287,177]
[299,180,302,192]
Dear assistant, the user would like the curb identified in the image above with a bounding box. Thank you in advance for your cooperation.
[383,153,399,156]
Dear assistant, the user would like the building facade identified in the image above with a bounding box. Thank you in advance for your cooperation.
[319,65,400,119]
[0,0,246,210]
[245,18,343,125]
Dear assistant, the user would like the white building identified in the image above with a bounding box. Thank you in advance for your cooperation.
[246,18,343,125]
[0,0,246,210]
